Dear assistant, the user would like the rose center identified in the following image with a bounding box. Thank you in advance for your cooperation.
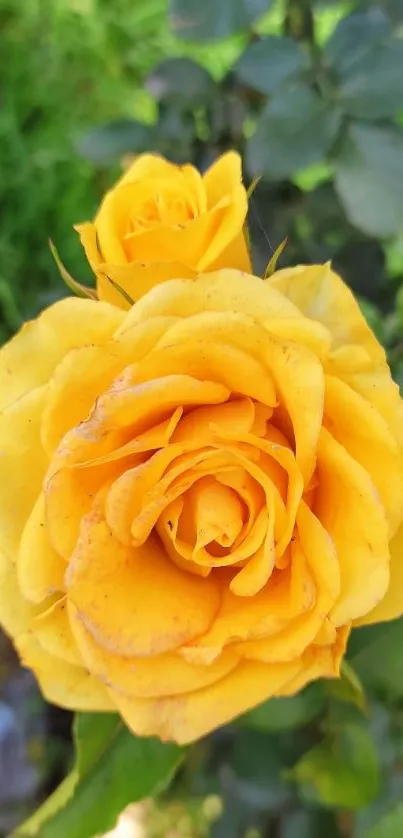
[128,193,195,235]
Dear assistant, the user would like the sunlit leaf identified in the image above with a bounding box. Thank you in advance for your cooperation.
[286,723,379,810]
[15,714,183,838]
[169,0,271,42]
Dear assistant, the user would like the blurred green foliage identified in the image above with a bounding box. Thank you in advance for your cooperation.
[3,1,403,838]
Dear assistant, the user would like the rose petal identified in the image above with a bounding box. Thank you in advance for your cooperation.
[317,428,390,625]
[19,494,65,603]
[16,631,112,711]
[69,601,240,699]
[66,516,220,657]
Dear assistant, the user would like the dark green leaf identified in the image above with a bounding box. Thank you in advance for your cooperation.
[363,802,403,838]
[348,618,403,696]
[239,684,324,732]
[247,84,341,179]
[146,58,216,107]
[334,121,403,237]
[337,39,403,120]
[324,8,391,76]
[326,8,403,118]
[235,36,309,95]
[282,810,340,838]
[155,107,194,163]
[169,0,271,42]
[357,0,403,25]
[16,713,183,838]
[75,120,154,163]
[230,729,293,811]
[287,723,379,810]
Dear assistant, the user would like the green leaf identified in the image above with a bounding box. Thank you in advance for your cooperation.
[348,618,403,697]
[234,35,309,95]
[325,660,367,713]
[324,8,391,77]
[334,121,403,238]
[247,84,341,179]
[169,0,271,42]
[324,8,403,119]
[49,240,97,300]
[146,58,216,107]
[264,236,288,278]
[15,713,183,838]
[239,683,325,732]
[336,38,403,120]
[230,729,293,811]
[287,723,379,810]
[246,175,261,200]
[363,802,403,838]
[282,810,340,838]
[76,119,154,163]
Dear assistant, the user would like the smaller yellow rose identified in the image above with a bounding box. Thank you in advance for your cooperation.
[75,151,251,307]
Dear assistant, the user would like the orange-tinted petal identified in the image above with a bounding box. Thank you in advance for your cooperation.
[316,428,390,625]
[356,522,403,626]
[18,494,65,603]
[324,374,403,534]
[66,516,220,658]
[69,602,239,699]
[32,598,82,667]
[111,658,302,744]
[16,632,112,711]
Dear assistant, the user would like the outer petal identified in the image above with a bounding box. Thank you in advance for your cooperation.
[0,298,123,410]
[75,221,195,306]
[16,632,112,711]
[336,365,403,451]
[69,602,240,699]
[275,626,350,697]
[316,428,390,625]
[203,151,243,209]
[41,342,135,455]
[208,228,252,273]
[97,262,195,306]
[197,186,248,271]
[117,154,180,187]
[356,522,403,626]
[269,263,385,362]
[0,387,48,559]
[18,494,65,603]
[111,658,302,744]
[32,598,82,667]
[324,375,403,534]
[115,271,302,338]
[0,549,39,638]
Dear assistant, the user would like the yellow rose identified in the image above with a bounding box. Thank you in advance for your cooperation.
[75,151,251,306]
[1,265,403,745]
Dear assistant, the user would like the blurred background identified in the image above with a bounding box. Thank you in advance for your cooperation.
[2,0,403,836]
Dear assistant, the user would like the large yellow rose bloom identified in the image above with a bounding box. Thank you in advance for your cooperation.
[75,152,251,306]
[1,266,403,744]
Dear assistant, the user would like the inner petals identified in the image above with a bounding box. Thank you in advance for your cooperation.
[189,477,245,552]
